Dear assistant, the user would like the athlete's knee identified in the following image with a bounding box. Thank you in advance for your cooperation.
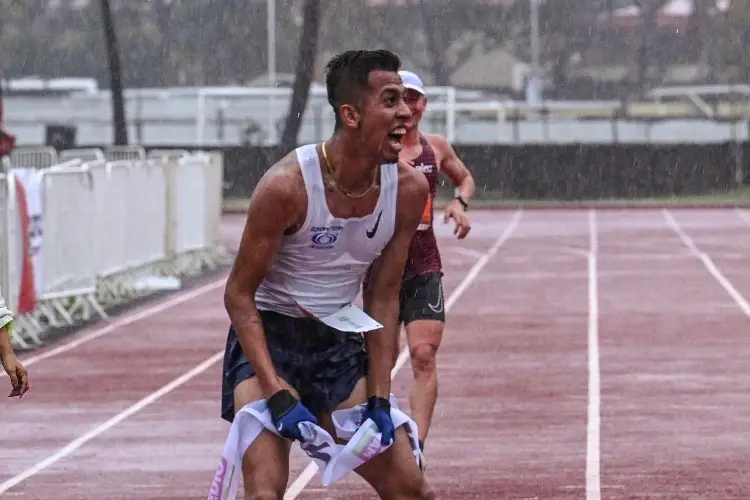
[379,475,434,500]
[242,453,288,499]
[244,490,284,500]
[241,428,290,500]
[421,485,436,500]
[415,483,436,500]
[242,467,287,500]
[410,343,438,376]
[398,477,435,500]
[245,490,284,500]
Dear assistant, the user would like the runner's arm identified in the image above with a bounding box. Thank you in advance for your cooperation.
[0,290,13,356]
[427,134,475,203]
[224,161,305,398]
[362,165,429,399]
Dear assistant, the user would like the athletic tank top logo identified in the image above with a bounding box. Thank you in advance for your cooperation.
[310,225,343,249]
[414,162,434,174]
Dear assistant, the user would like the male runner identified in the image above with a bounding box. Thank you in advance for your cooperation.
[222,50,435,499]
[1,290,29,397]
[396,70,475,462]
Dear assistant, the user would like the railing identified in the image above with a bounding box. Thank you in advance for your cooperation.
[5,84,750,146]
[1,146,229,348]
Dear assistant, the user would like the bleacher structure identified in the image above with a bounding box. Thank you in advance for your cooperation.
[0,145,230,349]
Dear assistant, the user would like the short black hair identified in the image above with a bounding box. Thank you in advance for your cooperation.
[325,49,402,130]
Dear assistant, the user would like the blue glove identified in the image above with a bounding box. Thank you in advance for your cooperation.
[267,389,318,441]
[363,396,395,446]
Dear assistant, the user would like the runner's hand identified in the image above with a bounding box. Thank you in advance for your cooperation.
[363,396,395,446]
[267,389,318,441]
[2,352,29,398]
[444,199,471,239]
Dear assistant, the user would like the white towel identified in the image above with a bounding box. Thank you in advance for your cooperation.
[208,393,420,500]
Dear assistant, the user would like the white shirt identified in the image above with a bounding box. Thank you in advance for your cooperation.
[0,290,12,329]
[254,144,399,318]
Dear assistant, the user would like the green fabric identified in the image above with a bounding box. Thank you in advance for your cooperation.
[0,315,12,335]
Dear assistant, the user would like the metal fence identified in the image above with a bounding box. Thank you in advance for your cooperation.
[1,145,229,348]
[5,86,749,147]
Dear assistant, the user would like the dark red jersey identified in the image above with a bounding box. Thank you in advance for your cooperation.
[402,135,441,281]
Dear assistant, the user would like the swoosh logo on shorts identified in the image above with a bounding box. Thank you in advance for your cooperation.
[427,281,444,313]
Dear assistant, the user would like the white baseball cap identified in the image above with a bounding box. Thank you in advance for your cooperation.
[398,70,425,95]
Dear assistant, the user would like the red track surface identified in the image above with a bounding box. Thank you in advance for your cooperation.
[2,208,750,499]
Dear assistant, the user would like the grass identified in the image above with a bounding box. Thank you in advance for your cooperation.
[223,186,750,212]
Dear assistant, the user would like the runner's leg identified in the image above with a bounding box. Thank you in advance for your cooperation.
[222,323,298,499]
[235,378,294,499]
[401,273,445,447]
[405,319,443,445]
[317,378,435,500]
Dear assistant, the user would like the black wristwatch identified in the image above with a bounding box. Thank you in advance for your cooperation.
[455,195,469,211]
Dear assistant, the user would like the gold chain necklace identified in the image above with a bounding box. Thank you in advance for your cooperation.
[321,141,379,199]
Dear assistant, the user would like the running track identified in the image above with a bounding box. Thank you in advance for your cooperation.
[2,208,750,499]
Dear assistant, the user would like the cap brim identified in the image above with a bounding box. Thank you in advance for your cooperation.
[403,83,425,95]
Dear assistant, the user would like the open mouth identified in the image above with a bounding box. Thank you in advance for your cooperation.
[387,127,406,150]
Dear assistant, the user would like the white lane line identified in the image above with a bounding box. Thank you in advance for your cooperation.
[586,209,601,500]
[663,209,750,317]
[283,210,524,499]
[445,246,487,259]
[0,351,225,494]
[21,277,227,367]
[736,208,750,226]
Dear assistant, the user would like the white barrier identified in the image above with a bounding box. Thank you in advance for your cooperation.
[205,152,225,251]
[148,149,190,160]
[1,171,42,346]
[9,146,58,169]
[104,145,146,162]
[0,174,31,348]
[2,148,229,348]
[58,148,106,163]
[36,166,106,326]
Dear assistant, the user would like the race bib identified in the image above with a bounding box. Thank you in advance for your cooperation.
[319,304,383,333]
[292,300,383,333]
[418,194,433,231]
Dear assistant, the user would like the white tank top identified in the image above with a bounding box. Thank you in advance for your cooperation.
[254,143,399,318]
[0,290,11,324]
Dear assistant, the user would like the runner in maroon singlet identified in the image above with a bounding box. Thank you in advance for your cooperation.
[403,134,442,282]
[396,70,475,468]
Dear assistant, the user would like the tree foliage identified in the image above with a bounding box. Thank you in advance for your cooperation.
[1,0,745,97]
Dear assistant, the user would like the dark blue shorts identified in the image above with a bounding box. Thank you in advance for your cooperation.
[221,309,368,423]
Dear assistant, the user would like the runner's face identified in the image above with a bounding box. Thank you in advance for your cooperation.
[403,89,426,130]
[357,70,411,163]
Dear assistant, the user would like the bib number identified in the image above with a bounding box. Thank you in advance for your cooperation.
[418,195,433,231]
[319,304,383,333]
